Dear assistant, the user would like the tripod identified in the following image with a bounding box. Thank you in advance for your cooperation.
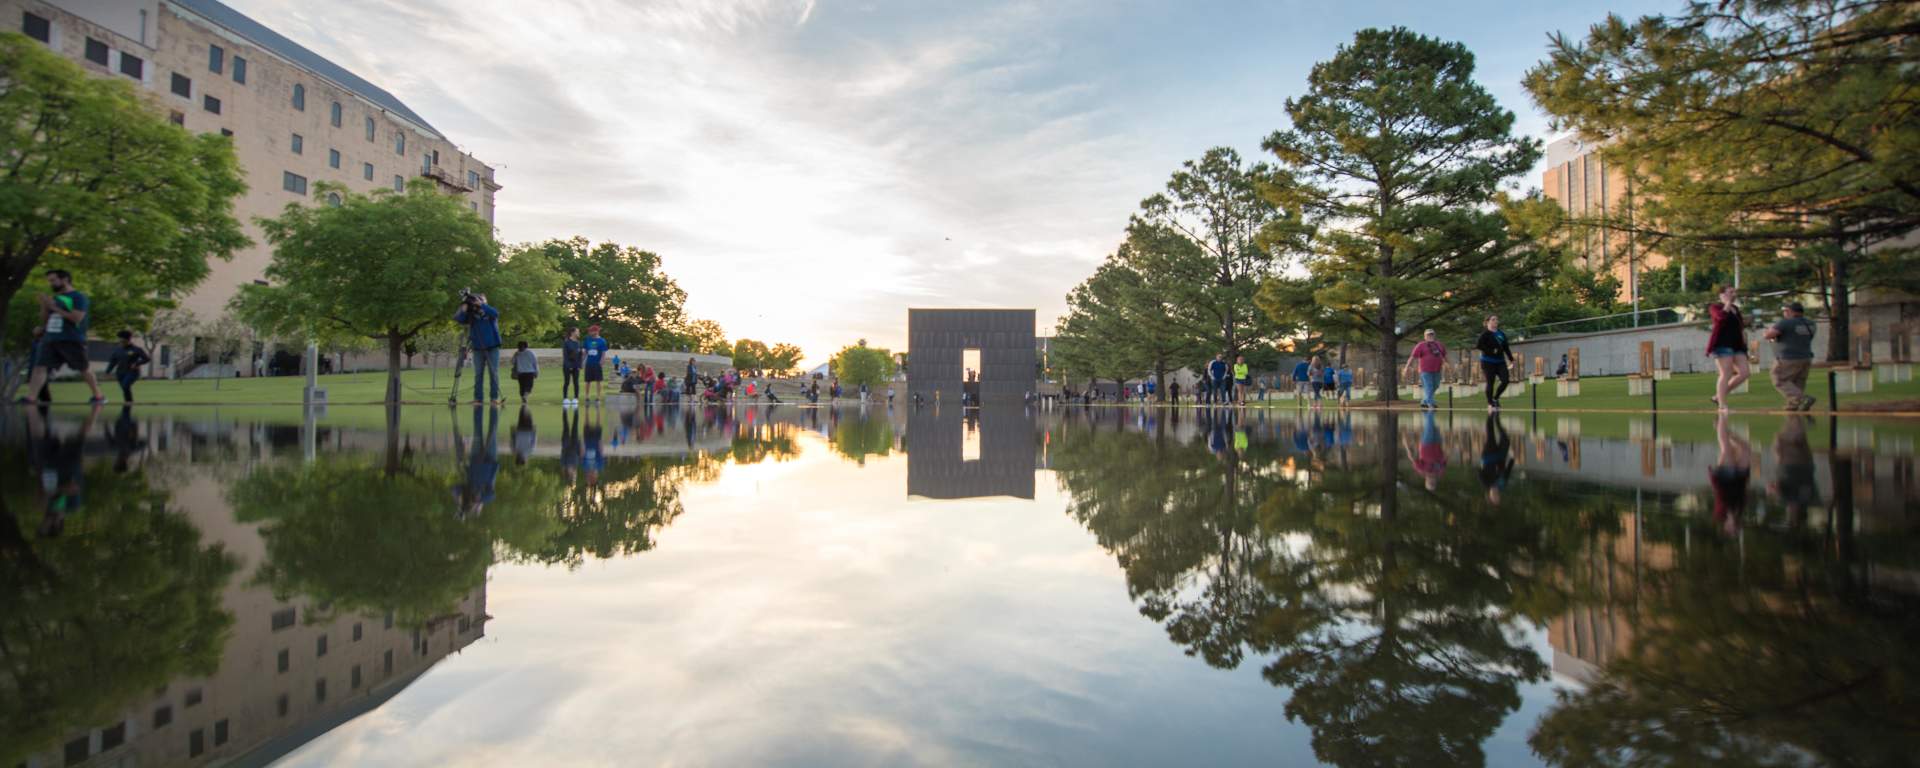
[447,337,472,404]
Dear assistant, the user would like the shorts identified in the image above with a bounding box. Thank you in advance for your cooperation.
[1236,378,1251,386]
[584,364,604,382]
[36,341,88,372]
[1709,347,1745,359]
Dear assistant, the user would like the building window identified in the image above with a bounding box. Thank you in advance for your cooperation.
[184,688,203,707]
[283,172,307,195]
[209,44,224,73]
[84,38,108,66]
[395,133,404,156]
[271,607,296,631]
[119,52,143,79]
[470,201,478,213]
[220,128,233,137]
[213,719,229,746]
[326,192,342,207]
[189,729,205,757]
[21,11,50,43]
[362,162,374,181]
[422,153,432,175]
[232,56,247,84]
[328,148,340,168]
[169,110,185,127]
[316,634,328,657]
[314,679,327,703]
[385,611,394,629]
[277,694,289,717]
[352,623,363,641]
[153,705,173,728]
[277,648,290,672]
[384,649,393,675]
[392,175,404,192]
[330,101,342,127]
[170,73,191,98]
[292,83,305,110]
[203,95,221,114]
[365,116,375,142]
[290,133,303,155]
[66,736,90,765]
[101,723,126,751]
[467,170,479,188]
[351,665,362,689]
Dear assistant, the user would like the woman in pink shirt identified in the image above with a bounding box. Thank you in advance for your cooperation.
[1402,329,1448,409]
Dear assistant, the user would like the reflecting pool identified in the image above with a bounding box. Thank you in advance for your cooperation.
[5,403,1917,767]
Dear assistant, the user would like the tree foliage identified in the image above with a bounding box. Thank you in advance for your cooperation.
[1051,227,1208,390]
[666,318,730,356]
[522,237,686,349]
[830,339,895,390]
[1257,28,1550,400]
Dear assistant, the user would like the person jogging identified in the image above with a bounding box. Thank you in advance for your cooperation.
[18,269,105,404]
[1403,329,1447,409]
[1207,354,1230,405]
[104,330,151,403]
[561,328,584,406]
[1232,355,1251,404]
[511,341,539,403]
[581,325,611,401]
[1474,314,1516,410]
[1763,301,1817,411]
[1706,284,1751,412]
[453,292,504,405]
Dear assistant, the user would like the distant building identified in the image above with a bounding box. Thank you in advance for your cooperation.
[1541,136,1665,306]
[6,0,498,374]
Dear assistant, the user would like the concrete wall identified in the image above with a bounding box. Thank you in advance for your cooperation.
[906,309,1036,404]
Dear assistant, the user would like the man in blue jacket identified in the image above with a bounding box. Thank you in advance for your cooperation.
[1207,353,1230,405]
[454,293,503,405]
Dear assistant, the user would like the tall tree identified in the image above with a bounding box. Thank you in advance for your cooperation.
[1134,147,1296,359]
[1524,0,1920,361]
[763,342,805,376]
[730,339,770,371]
[829,339,895,390]
[0,33,248,396]
[1258,28,1549,401]
[232,181,562,403]
[667,318,730,355]
[522,237,686,349]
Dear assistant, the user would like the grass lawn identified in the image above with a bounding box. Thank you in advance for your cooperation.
[1245,368,1920,414]
[48,367,623,405]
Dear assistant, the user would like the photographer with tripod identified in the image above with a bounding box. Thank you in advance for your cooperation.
[453,290,505,405]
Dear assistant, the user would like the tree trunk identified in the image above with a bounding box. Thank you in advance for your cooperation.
[1154,359,1167,403]
[1377,297,1399,402]
[1827,246,1851,363]
[386,334,404,404]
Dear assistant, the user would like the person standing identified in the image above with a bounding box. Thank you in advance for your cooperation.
[1706,284,1751,412]
[1207,353,1230,405]
[1292,358,1311,402]
[1232,356,1251,405]
[511,341,539,403]
[104,330,152,404]
[685,357,699,398]
[1474,314,1516,410]
[1169,380,1182,404]
[453,292,504,405]
[581,325,610,402]
[17,269,104,404]
[561,328,584,406]
[1320,360,1337,405]
[1763,301,1817,410]
[1403,329,1447,409]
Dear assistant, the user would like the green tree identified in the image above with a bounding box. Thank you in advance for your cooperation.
[1257,28,1550,402]
[0,33,248,396]
[524,237,686,348]
[763,342,805,376]
[830,339,895,390]
[1133,147,1297,359]
[730,338,770,371]
[1524,0,1920,361]
[666,318,730,355]
[232,181,562,403]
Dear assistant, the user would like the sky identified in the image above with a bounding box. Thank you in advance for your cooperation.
[228,0,1673,368]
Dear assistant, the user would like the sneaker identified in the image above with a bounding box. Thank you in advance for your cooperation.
[1800,395,1817,411]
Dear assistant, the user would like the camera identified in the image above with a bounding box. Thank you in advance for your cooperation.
[458,288,481,308]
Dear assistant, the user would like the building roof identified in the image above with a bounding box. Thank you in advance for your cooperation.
[170,0,441,137]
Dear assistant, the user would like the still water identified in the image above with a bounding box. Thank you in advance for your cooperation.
[4,403,1917,767]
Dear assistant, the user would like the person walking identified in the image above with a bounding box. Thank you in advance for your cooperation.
[17,269,105,404]
[1336,364,1354,405]
[1292,358,1311,402]
[511,341,539,403]
[1706,284,1751,412]
[104,330,151,403]
[453,292,504,405]
[1403,329,1447,409]
[1763,301,1818,411]
[1474,314,1516,410]
[581,325,610,402]
[1320,360,1337,405]
[1306,356,1324,407]
[561,328,584,406]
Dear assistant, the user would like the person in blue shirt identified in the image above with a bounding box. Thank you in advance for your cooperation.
[1322,363,1338,404]
[19,269,104,404]
[1291,359,1311,402]
[581,325,611,401]
[1336,365,1355,404]
[1207,354,1230,405]
[453,293,504,405]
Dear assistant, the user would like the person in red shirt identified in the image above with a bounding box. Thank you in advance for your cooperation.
[1402,329,1448,409]
[1706,284,1751,412]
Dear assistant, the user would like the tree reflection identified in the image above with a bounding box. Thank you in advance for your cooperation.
[829,409,895,466]
[0,446,237,766]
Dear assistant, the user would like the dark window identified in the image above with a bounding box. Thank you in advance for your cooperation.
[395,132,404,156]
[291,83,305,110]
[393,175,404,192]
[422,153,432,174]
[22,11,50,43]
[64,736,88,765]
[314,678,327,703]
[316,634,327,657]
[213,719,228,746]
[189,729,204,757]
[184,688,202,707]
[118,52,143,79]
[101,723,125,751]
[203,95,221,114]
[330,101,342,127]
[365,116,375,142]
[232,56,247,84]
[352,622,363,641]
[171,73,191,98]
[283,172,307,195]
[351,665,362,689]
[169,110,185,127]
[468,170,479,188]
[277,694,289,717]
[326,192,341,207]
[220,128,233,137]
[384,611,394,629]
[362,162,373,181]
[271,607,296,631]
[209,44,224,74]
[291,133,303,155]
[153,705,173,728]
[277,648,289,672]
[458,615,471,634]
[328,148,340,168]
[384,649,393,675]
[84,38,108,65]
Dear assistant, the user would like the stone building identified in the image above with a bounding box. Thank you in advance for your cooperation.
[7,0,497,375]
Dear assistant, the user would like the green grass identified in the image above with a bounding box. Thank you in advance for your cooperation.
[1244,369,1920,414]
[48,367,639,405]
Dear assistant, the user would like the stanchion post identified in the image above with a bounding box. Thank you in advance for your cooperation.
[1650,377,1658,412]
[1828,368,1838,412]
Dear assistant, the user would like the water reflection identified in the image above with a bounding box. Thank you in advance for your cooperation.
[907,405,1036,499]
